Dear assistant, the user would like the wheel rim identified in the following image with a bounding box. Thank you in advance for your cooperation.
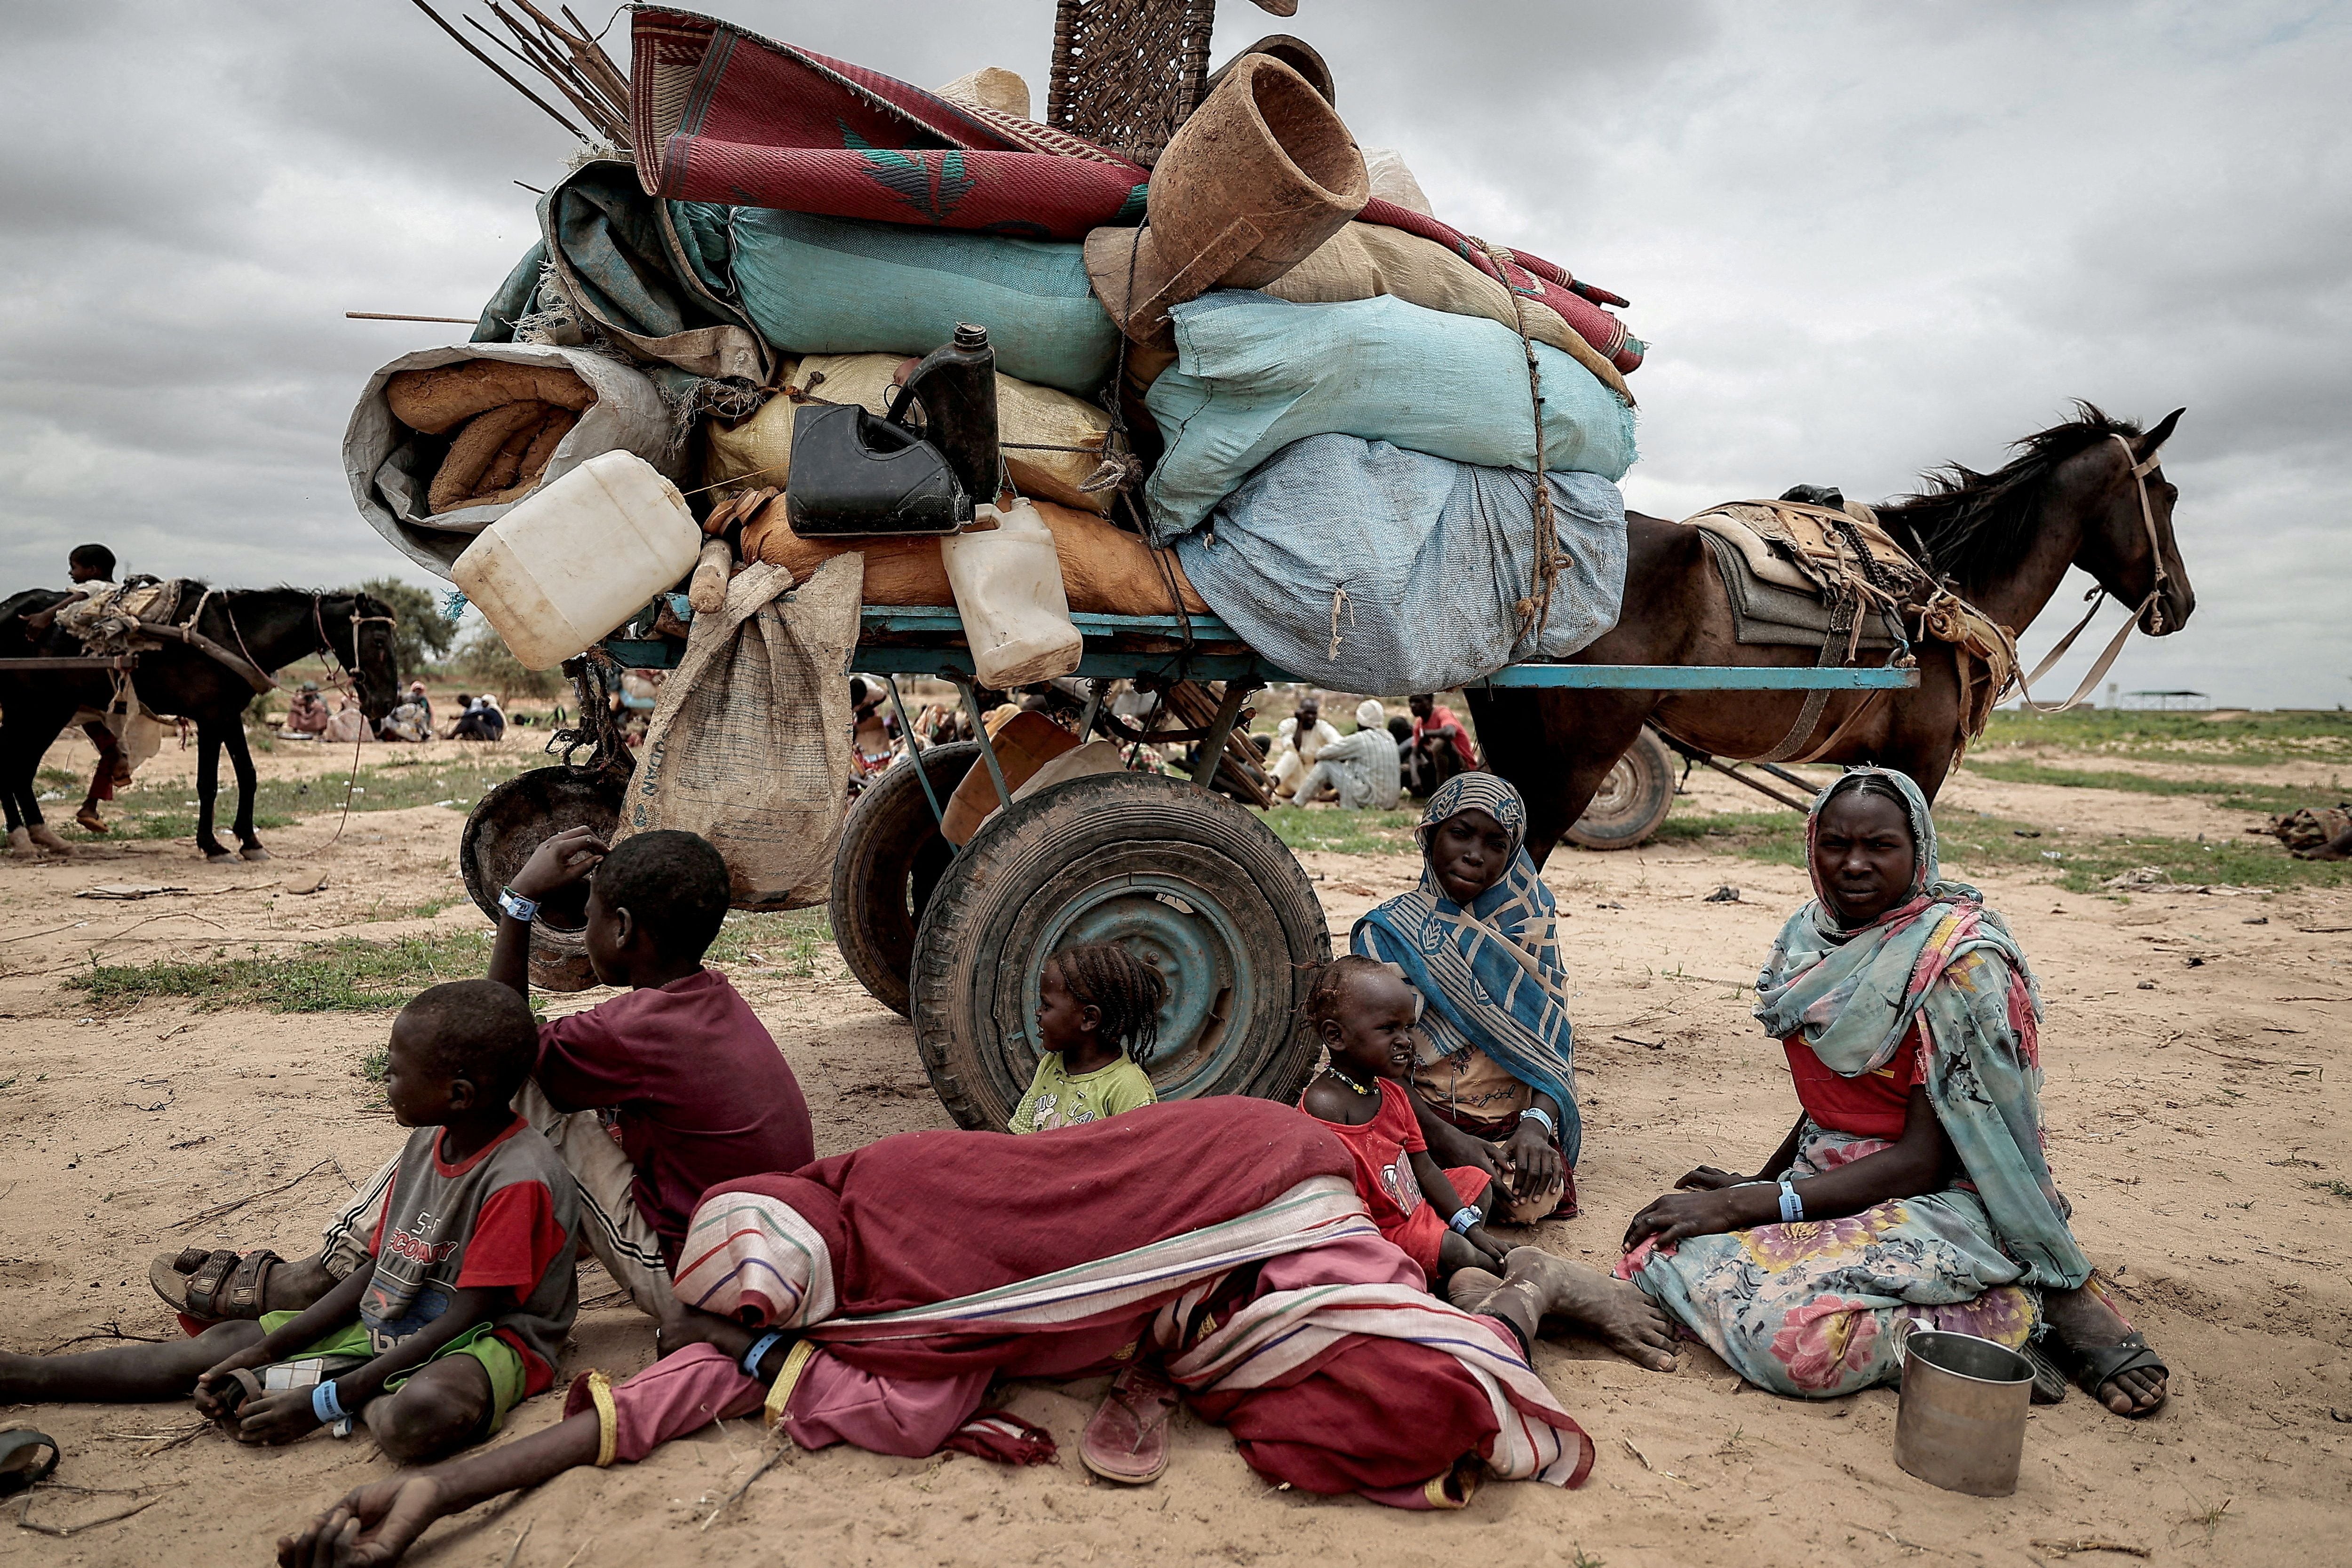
[1583,756,1639,821]
[1020,874,1254,1100]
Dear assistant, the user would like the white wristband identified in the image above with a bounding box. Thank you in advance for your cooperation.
[1518,1106,1555,1138]
[498,886,540,923]
[1778,1178,1805,1224]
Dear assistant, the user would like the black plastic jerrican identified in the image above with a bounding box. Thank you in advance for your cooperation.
[784,324,1003,539]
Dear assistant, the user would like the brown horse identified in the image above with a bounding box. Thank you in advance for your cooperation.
[1473,405,2196,865]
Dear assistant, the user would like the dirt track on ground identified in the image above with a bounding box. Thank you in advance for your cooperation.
[3,735,2348,1566]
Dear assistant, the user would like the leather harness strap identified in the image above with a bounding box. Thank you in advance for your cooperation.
[1992,434,2170,714]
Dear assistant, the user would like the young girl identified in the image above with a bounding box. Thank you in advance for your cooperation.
[1298,955,1510,1285]
[1008,942,1164,1133]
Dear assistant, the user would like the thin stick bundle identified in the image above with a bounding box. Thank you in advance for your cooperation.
[410,0,633,149]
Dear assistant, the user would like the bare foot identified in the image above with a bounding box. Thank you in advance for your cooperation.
[1490,1246,1677,1371]
[26,823,71,853]
[1446,1266,1503,1315]
[5,827,31,856]
[276,1475,445,1568]
[2043,1278,2168,1416]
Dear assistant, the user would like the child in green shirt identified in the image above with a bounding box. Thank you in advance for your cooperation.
[1009,943,1164,1132]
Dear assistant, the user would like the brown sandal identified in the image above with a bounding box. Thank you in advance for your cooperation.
[151,1247,279,1321]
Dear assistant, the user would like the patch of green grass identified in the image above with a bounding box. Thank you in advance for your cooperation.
[1959,758,2323,814]
[1977,708,2352,766]
[2309,1179,2352,1201]
[707,909,833,977]
[360,1045,391,1082]
[1652,804,2352,894]
[39,766,79,788]
[83,757,539,842]
[67,931,496,1013]
[1252,807,1419,856]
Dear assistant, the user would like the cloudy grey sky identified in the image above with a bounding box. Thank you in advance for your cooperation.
[3,1,2344,706]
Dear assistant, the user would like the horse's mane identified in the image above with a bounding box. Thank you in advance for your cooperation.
[1879,402,2141,586]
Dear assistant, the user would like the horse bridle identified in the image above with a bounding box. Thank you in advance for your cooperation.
[313,593,400,707]
[2000,433,2174,714]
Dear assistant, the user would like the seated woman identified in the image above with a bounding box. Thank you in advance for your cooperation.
[1353,775,1580,1226]
[1619,768,2169,1415]
[276,1099,1623,1564]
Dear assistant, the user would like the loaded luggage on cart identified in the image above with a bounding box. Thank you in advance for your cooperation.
[358,2,1915,1130]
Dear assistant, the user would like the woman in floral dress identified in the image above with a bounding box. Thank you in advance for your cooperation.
[1618,768,2169,1416]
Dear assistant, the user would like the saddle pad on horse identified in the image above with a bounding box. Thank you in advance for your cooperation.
[1686,501,1916,651]
[55,579,190,653]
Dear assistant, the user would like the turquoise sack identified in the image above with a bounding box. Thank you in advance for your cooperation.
[667,203,1120,394]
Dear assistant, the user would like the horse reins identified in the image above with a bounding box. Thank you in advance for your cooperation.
[1990,433,2172,714]
[313,594,401,849]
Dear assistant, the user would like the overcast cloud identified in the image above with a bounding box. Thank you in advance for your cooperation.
[2,0,2344,707]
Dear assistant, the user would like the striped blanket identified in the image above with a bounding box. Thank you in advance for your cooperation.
[668,1098,1593,1498]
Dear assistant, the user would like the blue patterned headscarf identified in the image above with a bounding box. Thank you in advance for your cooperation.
[1351,774,1581,1165]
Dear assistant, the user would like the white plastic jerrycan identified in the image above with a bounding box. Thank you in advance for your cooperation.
[941,498,1083,687]
[452,450,700,670]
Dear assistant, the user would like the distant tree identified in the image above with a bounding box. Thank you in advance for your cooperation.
[451,622,563,699]
[348,577,455,680]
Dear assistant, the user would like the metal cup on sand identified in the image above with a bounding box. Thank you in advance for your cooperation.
[1893,1328,2034,1496]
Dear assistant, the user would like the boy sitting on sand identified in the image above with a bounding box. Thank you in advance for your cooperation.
[153,828,814,1326]
[3,982,579,1462]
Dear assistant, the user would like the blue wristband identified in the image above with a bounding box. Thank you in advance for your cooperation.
[1448,1205,1479,1235]
[1518,1106,1556,1138]
[741,1330,786,1380]
[498,886,540,923]
[1778,1178,1805,1224]
[312,1379,347,1424]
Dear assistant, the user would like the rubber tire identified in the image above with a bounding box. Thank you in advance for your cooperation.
[1563,728,1677,851]
[909,771,1330,1130]
[828,741,977,1017]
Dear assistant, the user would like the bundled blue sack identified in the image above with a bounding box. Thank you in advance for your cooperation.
[667,203,1120,394]
[1143,292,1638,543]
[1174,433,1628,695]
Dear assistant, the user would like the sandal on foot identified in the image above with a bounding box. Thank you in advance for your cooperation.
[74,808,109,835]
[151,1247,279,1321]
[2059,1331,2169,1416]
[1081,1363,1180,1485]
[0,1430,60,1497]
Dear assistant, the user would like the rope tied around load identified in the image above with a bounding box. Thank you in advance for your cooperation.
[1470,238,1566,642]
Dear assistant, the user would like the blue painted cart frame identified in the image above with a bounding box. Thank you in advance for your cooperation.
[604,603,1915,817]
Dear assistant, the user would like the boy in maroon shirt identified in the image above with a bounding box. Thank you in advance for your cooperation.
[155,829,813,1323]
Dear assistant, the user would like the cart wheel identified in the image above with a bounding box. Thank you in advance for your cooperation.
[910,771,1330,1130]
[1564,729,1677,851]
[461,766,625,992]
[829,741,977,1017]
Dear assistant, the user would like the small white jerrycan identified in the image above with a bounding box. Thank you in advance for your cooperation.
[941,497,1083,687]
[452,450,700,669]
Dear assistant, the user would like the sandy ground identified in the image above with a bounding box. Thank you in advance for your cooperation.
[4,737,2349,1567]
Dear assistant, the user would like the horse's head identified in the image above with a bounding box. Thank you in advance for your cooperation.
[335,593,404,723]
[2077,408,2196,636]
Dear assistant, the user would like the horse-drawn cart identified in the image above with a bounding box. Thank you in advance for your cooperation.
[463,605,1913,1132]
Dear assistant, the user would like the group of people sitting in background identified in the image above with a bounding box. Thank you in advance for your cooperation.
[0,754,2169,1557]
[1269,691,1479,810]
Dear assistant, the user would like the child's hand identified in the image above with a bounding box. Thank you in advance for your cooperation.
[236,1385,326,1445]
[509,825,607,899]
[1464,1223,1510,1271]
[193,1350,272,1422]
[1674,1165,1753,1192]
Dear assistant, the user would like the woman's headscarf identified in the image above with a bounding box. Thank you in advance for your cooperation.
[1754,766,2088,1288]
[1351,773,1580,1164]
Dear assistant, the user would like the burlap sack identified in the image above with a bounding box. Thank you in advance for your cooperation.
[620,554,864,910]
[739,497,1208,615]
[703,354,1115,512]
[1263,221,1631,404]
